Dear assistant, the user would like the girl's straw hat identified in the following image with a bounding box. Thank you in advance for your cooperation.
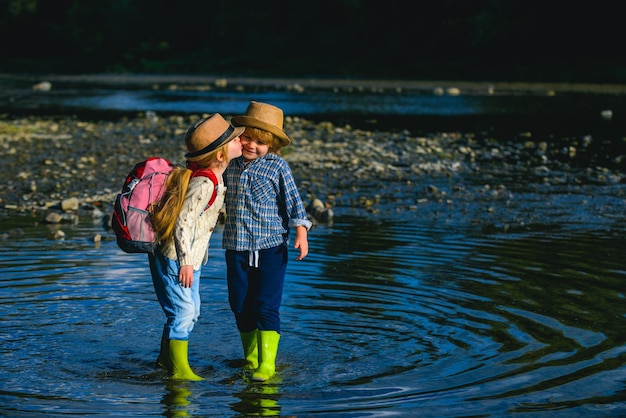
[231,101,291,146]
[184,113,244,161]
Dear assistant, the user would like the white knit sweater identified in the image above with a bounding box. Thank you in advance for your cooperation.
[160,175,225,270]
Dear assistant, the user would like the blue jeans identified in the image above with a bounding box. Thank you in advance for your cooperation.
[149,251,201,340]
[226,245,288,333]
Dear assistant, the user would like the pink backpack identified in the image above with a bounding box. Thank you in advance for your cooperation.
[112,157,217,254]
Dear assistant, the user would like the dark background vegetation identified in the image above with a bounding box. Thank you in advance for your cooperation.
[1,0,624,83]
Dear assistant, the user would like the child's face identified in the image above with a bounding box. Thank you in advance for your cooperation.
[240,133,269,161]
[227,136,243,160]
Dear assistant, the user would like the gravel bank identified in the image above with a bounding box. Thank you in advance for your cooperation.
[1,111,624,227]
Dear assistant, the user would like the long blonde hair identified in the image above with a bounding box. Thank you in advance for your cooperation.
[151,143,231,244]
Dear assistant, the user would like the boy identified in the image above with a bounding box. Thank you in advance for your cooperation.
[223,101,312,381]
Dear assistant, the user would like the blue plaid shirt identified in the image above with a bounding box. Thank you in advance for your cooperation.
[222,154,312,251]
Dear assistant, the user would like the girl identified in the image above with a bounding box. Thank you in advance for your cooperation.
[150,113,243,380]
[223,101,312,382]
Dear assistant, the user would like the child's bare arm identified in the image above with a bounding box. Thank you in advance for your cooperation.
[294,225,309,260]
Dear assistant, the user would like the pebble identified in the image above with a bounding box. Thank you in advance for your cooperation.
[61,197,79,211]
[32,81,52,91]
[0,113,623,223]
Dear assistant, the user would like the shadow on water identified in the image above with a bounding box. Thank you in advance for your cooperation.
[1,211,624,416]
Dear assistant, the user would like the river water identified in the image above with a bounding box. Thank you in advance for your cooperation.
[0,80,625,417]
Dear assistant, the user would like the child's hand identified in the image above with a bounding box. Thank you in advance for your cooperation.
[179,264,194,288]
[294,226,309,260]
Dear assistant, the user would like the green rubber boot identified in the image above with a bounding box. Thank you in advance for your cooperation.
[252,331,280,382]
[169,339,204,381]
[240,330,259,370]
[156,326,171,370]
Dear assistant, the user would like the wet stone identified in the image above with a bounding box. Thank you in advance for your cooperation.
[0,113,623,224]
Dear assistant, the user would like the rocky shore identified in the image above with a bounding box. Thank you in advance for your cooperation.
[1,72,625,232]
[1,109,624,230]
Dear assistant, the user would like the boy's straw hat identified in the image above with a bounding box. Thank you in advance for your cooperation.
[231,101,291,146]
[184,113,244,161]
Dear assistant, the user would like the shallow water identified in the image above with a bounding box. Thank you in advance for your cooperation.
[7,79,626,136]
[1,82,626,416]
[1,206,625,417]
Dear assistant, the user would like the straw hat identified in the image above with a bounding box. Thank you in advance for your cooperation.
[184,113,244,161]
[231,101,291,146]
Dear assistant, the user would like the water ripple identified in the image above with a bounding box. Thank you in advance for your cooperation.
[1,217,625,416]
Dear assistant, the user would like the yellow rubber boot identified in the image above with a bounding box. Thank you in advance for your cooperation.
[156,327,171,370]
[252,331,280,382]
[240,330,259,370]
[169,339,204,381]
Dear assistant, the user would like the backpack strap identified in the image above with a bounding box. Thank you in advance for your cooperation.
[191,168,219,209]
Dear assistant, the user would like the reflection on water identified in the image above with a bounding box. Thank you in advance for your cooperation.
[231,383,281,417]
[0,211,624,416]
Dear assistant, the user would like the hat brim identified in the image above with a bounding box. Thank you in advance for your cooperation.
[231,116,291,146]
[185,125,245,161]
